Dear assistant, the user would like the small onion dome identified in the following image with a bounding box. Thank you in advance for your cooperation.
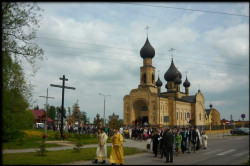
[177,69,182,80]
[183,76,191,87]
[156,76,163,87]
[140,37,155,59]
[174,75,182,85]
[164,59,178,82]
[209,103,213,108]
[165,84,168,89]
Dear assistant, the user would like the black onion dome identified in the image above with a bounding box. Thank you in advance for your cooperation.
[174,75,182,85]
[183,76,191,87]
[164,59,178,82]
[209,103,213,108]
[140,37,155,59]
[156,76,163,87]
[177,69,182,80]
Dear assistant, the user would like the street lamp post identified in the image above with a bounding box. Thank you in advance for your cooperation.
[99,93,111,127]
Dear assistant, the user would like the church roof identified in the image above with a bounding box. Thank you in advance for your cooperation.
[205,109,211,116]
[179,95,196,103]
[140,37,155,59]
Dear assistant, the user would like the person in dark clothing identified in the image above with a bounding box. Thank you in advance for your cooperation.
[180,128,188,154]
[191,126,198,153]
[152,130,160,157]
[159,127,165,158]
[163,128,174,163]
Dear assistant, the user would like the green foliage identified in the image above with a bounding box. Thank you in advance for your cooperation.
[2,2,44,73]
[47,106,56,120]
[36,139,47,156]
[73,137,83,153]
[53,132,61,140]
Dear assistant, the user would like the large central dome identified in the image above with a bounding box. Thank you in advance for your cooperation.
[140,37,155,59]
[164,59,178,82]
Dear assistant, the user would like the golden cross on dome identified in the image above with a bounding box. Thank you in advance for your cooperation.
[145,25,150,36]
[169,48,175,59]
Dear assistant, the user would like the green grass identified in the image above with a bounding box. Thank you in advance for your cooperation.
[2,129,111,149]
[2,146,146,165]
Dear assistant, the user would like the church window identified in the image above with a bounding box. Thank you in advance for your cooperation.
[127,116,129,122]
[199,113,201,120]
[181,113,182,120]
[153,116,155,122]
[153,105,155,110]
[152,74,154,83]
[127,106,129,112]
[141,106,148,111]
[177,112,178,120]
[185,113,186,120]
[142,74,146,83]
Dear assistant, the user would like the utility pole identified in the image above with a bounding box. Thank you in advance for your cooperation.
[99,93,111,126]
[39,88,55,141]
[51,75,76,139]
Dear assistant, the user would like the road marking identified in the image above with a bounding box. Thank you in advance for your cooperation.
[217,149,235,156]
[232,151,249,157]
[203,149,223,155]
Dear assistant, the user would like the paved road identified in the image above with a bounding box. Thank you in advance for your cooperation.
[61,135,249,165]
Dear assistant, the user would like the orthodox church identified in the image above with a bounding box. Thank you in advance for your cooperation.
[123,36,220,127]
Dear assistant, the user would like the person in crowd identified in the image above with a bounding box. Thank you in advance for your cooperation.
[163,127,174,163]
[196,127,202,151]
[139,126,144,142]
[159,127,165,159]
[119,126,124,136]
[152,130,160,157]
[191,126,198,153]
[93,127,108,164]
[202,131,208,149]
[129,127,132,139]
[175,131,182,156]
[180,128,188,154]
[146,135,151,153]
[110,129,124,165]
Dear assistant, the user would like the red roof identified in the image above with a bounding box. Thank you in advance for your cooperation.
[47,117,53,122]
[30,109,46,120]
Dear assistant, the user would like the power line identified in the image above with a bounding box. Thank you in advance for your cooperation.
[122,2,249,17]
[36,36,248,67]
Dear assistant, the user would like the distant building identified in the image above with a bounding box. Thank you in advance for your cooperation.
[205,103,221,126]
[29,109,53,124]
[123,36,221,127]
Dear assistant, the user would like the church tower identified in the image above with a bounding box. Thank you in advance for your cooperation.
[140,36,156,86]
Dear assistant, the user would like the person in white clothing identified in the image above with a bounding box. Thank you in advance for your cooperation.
[93,127,108,164]
[202,131,208,149]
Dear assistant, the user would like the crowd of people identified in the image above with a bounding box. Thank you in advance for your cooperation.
[118,125,208,163]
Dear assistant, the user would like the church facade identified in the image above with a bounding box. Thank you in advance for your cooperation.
[123,37,220,127]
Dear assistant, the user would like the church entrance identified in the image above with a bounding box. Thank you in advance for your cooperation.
[133,99,149,126]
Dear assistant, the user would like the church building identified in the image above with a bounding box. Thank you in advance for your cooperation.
[123,36,220,127]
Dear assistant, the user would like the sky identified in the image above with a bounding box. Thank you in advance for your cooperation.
[23,2,249,123]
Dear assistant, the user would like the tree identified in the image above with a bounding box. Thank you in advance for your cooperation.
[67,107,71,116]
[47,106,56,120]
[2,2,44,74]
[2,52,35,141]
[34,105,39,110]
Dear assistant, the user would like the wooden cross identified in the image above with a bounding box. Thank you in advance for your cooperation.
[39,88,55,141]
[50,75,76,139]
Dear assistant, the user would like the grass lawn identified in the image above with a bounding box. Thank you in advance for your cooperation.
[3,129,111,149]
[2,146,146,165]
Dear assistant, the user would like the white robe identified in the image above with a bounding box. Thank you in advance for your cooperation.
[202,134,208,148]
[96,132,108,161]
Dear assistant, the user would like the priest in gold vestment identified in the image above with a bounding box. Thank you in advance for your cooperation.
[93,127,108,164]
[110,129,124,165]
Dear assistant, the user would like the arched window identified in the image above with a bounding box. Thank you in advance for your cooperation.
[152,74,154,83]
[142,74,146,83]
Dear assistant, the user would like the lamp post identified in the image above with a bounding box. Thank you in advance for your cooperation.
[99,93,111,126]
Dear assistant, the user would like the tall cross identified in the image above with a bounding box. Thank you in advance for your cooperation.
[50,75,76,139]
[199,84,200,90]
[39,88,55,141]
[158,70,160,76]
[145,25,150,36]
[169,48,175,59]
